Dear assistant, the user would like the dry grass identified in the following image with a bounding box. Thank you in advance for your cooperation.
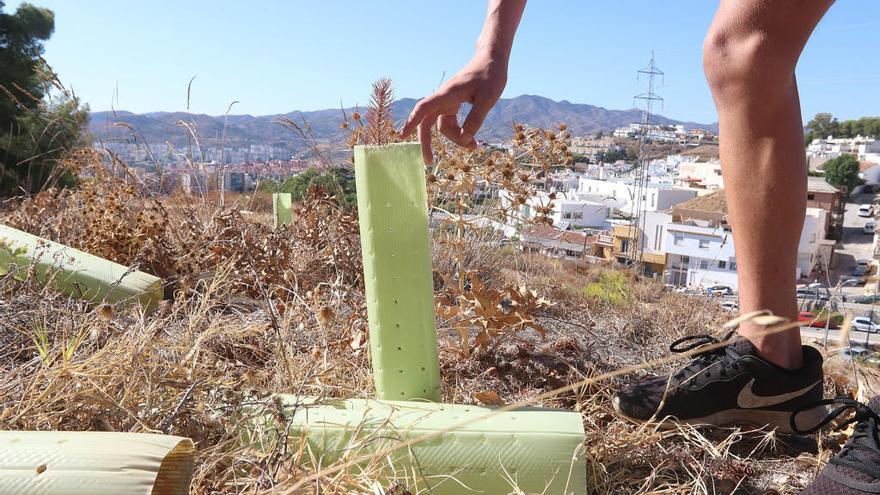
[0,90,867,493]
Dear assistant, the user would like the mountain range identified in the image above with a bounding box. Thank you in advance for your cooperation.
[89,95,718,158]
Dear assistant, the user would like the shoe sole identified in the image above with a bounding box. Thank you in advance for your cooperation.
[611,395,827,434]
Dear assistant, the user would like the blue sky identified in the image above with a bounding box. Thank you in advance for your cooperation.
[9,0,880,124]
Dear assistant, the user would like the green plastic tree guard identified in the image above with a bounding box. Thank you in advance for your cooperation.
[0,224,163,312]
[354,143,441,401]
[266,396,587,495]
[257,142,586,494]
[273,192,292,228]
[0,431,194,495]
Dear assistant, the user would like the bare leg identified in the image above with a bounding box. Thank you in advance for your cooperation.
[704,0,833,369]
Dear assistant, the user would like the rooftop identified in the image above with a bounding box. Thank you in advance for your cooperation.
[806,176,839,193]
[671,189,727,214]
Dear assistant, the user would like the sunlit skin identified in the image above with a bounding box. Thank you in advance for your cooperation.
[407,0,838,371]
[704,0,834,369]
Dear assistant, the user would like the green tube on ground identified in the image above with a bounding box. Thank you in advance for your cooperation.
[0,224,163,312]
[354,143,441,401]
[0,431,194,495]
[272,192,292,228]
[258,396,587,495]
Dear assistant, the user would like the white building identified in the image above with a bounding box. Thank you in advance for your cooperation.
[808,136,880,165]
[499,189,615,229]
[676,160,724,189]
[664,193,827,289]
[576,178,698,215]
[608,210,673,256]
[664,222,738,288]
[613,123,686,142]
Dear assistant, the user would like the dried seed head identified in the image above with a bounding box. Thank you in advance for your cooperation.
[97,304,114,320]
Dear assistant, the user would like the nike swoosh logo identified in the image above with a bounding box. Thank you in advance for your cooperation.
[736,378,820,409]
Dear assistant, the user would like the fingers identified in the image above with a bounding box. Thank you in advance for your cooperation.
[418,111,438,165]
[438,114,475,148]
[401,90,481,164]
[461,100,492,145]
[401,96,437,138]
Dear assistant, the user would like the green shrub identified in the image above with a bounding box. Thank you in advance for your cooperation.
[584,270,630,305]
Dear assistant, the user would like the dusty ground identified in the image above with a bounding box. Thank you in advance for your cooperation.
[0,149,871,494]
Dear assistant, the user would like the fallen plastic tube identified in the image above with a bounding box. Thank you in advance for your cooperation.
[0,431,194,495]
[0,224,163,312]
[354,144,441,401]
[273,192,292,228]
[263,396,587,495]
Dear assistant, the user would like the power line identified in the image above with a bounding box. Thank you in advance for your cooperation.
[628,52,664,269]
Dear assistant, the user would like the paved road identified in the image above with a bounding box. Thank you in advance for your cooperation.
[801,325,880,346]
[830,193,877,299]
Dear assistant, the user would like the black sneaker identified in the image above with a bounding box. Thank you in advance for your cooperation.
[612,332,825,433]
[796,397,880,494]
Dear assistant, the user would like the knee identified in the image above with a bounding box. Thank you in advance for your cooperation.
[702,26,795,104]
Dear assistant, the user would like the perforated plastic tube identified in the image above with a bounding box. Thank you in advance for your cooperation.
[271,396,587,495]
[272,192,292,228]
[354,143,441,401]
[0,431,194,495]
[0,224,163,312]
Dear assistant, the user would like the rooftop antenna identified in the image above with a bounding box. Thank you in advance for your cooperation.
[628,52,664,269]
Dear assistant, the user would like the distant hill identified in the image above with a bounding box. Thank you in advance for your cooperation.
[89,95,718,159]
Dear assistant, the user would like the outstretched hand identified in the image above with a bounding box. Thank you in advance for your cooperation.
[400,54,508,165]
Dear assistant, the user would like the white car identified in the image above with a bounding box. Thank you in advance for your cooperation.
[842,277,866,287]
[859,204,874,217]
[852,316,880,333]
[720,300,739,311]
[865,221,877,234]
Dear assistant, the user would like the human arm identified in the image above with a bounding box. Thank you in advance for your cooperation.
[400,0,526,164]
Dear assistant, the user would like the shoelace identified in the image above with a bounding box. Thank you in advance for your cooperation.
[668,331,737,385]
[792,397,880,480]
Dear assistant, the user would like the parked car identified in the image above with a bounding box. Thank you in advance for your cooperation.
[842,346,872,359]
[807,282,823,289]
[720,300,739,311]
[865,221,877,234]
[854,264,871,277]
[705,285,733,296]
[842,277,866,287]
[796,287,832,301]
[798,310,844,329]
[852,316,880,333]
[859,204,874,217]
[853,294,880,305]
